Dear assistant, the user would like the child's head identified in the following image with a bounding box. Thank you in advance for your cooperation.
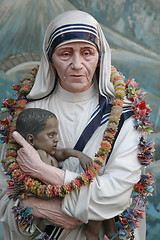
[16,108,58,156]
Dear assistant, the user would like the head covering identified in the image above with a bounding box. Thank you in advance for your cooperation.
[27,10,114,100]
[46,22,100,63]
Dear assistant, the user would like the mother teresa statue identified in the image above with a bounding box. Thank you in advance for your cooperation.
[0,10,149,240]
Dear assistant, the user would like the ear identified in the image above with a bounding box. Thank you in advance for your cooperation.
[26,134,35,146]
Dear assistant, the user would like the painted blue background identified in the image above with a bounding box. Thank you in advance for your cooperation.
[0,0,160,239]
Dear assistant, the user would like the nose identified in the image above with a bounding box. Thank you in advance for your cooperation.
[71,52,82,70]
[53,135,58,143]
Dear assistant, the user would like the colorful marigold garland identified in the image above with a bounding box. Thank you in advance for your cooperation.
[0,66,154,239]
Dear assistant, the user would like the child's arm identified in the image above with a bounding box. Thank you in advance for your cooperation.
[55,148,93,171]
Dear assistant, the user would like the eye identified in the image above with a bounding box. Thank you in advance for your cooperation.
[59,51,71,60]
[49,133,54,138]
[62,52,70,56]
[82,51,90,56]
[48,132,58,139]
[49,133,56,138]
[81,48,97,59]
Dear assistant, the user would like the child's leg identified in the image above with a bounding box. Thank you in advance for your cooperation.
[85,220,102,240]
[103,218,120,240]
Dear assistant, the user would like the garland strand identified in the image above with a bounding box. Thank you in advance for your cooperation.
[0,66,154,239]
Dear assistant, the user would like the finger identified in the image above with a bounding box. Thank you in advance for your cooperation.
[13,131,32,149]
[83,165,87,171]
[88,162,91,168]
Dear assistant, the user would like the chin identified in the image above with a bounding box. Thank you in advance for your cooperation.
[49,150,56,156]
[68,85,90,93]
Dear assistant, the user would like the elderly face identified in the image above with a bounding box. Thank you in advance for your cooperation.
[51,42,99,93]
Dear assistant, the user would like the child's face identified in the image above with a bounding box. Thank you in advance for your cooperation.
[33,117,58,156]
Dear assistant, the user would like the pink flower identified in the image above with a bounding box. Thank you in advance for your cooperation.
[86,170,95,178]
[17,100,27,105]
[13,84,21,90]
[139,109,147,118]
[130,79,139,88]
[75,179,81,188]
[66,183,72,192]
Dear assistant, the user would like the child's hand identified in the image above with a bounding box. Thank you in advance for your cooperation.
[54,148,93,172]
[77,152,93,172]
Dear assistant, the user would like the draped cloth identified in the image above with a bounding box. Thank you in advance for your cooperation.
[27,10,114,100]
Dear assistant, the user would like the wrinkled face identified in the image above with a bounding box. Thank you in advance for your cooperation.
[51,42,99,93]
[33,117,58,156]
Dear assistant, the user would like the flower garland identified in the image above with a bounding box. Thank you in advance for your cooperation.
[114,79,154,239]
[1,65,126,199]
[0,66,154,239]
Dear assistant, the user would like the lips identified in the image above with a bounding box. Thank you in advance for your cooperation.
[52,144,57,149]
[70,75,84,77]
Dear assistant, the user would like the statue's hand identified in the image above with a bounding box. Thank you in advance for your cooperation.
[13,131,45,178]
[13,131,65,185]
[22,197,82,229]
